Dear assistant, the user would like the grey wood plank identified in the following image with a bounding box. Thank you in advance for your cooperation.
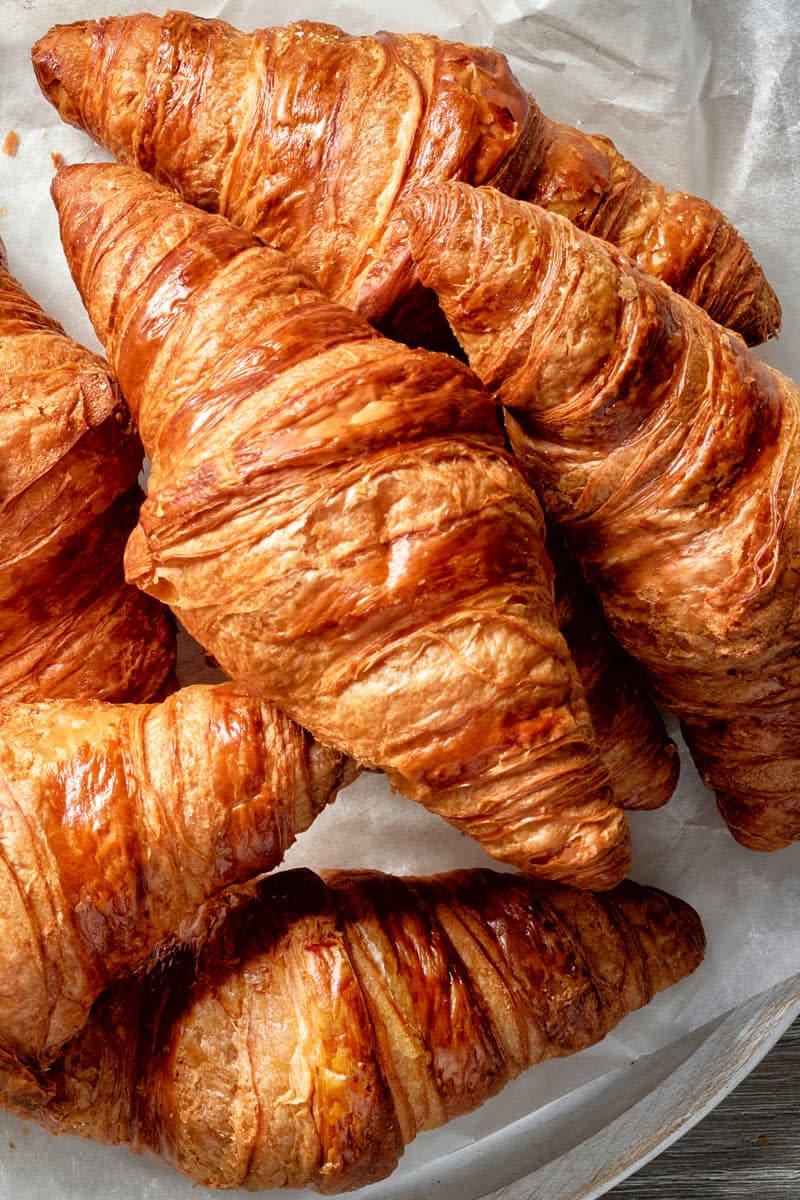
[604,1015,800,1197]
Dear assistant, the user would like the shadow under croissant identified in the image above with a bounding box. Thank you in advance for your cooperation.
[1,866,706,1193]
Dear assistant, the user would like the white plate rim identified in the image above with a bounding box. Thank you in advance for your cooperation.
[479,971,800,1200]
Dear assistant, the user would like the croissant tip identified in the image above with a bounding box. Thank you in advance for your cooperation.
[49,161,73,206]
[31,21,95,128]
[746,292,783,346]
[716,794,798,851]
[31,19,93,62]
[518,810,632,892]
[50,160,107,207]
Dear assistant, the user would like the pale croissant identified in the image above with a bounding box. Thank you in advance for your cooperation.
[0,238,175,701]
[403,182,800,851]
[5,866,706,1191]
[0,681,353,1077]
[31,11,778,345]
[50,161,630,888]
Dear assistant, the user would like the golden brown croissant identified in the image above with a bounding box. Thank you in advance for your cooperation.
[402,182,800,852]
[31,11,778,346]
[50,160,631,889]
[550,537,679,812]
[0,681,353,1075]
[4,866,706,1191]
[0,237,176,702]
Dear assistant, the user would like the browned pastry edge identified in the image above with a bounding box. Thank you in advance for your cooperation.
[0,240,176,701]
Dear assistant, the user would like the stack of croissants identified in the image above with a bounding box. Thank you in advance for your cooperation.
[0,7,796,1193]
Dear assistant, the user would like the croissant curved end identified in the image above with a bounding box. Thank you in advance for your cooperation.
[31,24,93,130]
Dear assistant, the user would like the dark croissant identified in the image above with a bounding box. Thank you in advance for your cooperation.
[31,11,779,345]
[50,160,630,888]
[4,866,706,1192]
[0,681,353,1075]
[0,238,175,701]
[403,181,800,851]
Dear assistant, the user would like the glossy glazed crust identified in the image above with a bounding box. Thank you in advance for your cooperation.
[9,867,705,1191]
[0,245,176,701]
[403,182,800,851]
[31,11,779,345]
[0,682,353,1071]
[51,161,630,889]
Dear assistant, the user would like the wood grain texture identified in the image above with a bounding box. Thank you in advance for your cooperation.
[605,1015,800,1197]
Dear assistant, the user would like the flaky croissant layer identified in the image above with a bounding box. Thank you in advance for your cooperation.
[550,538,679,812]
[0,239,175,702]
[0,682,353,1074]
[31,10,779,345]
[403,182,800,851]
[50,161,630,889]
[5,867,706,1192]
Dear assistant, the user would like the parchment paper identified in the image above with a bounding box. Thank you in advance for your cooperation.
[0,1,799,1196]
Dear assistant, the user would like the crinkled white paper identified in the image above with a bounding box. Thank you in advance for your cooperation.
[0,1,799,1197]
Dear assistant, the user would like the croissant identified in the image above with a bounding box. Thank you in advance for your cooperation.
[0,238,176,701]
[31,11,778,346]
[0,681,353,1076]
[402,182,800,851]
[4,865,706,1191]
[28,11,679,814]
[551,539,679,812]
[49,160,630,888]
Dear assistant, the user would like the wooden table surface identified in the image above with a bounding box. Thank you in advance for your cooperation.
[603,1014,800,1197]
